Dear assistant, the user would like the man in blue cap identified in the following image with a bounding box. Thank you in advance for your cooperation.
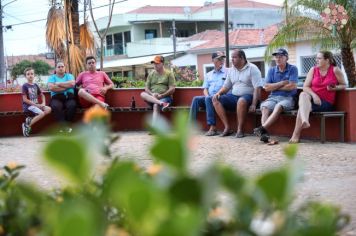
[189,51,227,136]
[254,48,298,142]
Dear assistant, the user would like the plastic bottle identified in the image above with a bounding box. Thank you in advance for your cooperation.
[131,96,136,109]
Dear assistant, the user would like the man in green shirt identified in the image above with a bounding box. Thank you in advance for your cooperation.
[140,55,176,123]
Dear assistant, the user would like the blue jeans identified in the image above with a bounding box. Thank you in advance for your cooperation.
[189,95,216,126]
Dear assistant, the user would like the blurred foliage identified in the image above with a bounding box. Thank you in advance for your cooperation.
[173,66,203,87]
[11,60,53,78]
[0,111,349,235]
[111,76,145,88]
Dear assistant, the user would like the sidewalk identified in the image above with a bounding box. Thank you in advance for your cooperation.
[1,132,356,235]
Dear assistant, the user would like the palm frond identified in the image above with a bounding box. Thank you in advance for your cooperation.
[65,44,84,78]
[46,6,66,58]
[80,22,96,56]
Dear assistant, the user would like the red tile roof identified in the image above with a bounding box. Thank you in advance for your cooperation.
[181,30,224,42]
[127,5,200,14]
[189,24,279,50]
[127,0,280,14]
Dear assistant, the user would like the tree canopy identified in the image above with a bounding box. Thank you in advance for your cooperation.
[11,60,53,78]
[267,0,356,87]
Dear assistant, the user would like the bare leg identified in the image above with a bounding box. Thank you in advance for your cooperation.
[262,105,283,129]
[261,107,271,126]
[290,92,312,142]
[152,104,159,125]
[140,92,163,105]
[236,99,248,133]
[78,89,107,108]
[290,110,303,143]
[30,106,52,127]
[213,99,229,132]
[208,125,217,132]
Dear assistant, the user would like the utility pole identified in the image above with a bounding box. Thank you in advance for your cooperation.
[0,1,5,86]
[224,0,229,67]
[172,19,176,58]
[0,0,17,86]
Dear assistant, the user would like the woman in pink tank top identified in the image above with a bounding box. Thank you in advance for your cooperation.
[290,51,346,143]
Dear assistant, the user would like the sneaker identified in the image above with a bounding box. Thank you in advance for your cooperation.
[66,127,73,133]
[253,126,267,137]
[25,117,32,126]
[22,123,31,137]
[260,133,270,143]
[161,102,170,112]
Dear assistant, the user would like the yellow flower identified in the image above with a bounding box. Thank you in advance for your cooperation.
[6,161,17,170]
[83,105,110,124]
[146,164,163,176]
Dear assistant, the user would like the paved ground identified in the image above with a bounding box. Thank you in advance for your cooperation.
[1,132,356,235]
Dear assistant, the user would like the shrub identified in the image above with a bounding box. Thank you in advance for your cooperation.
[0,111,349,235]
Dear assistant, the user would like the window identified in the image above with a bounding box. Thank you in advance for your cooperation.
[204,65,214,75]
[235,23,254,29]
[124,31,131,45]
[105,31,131,56]
[301,54,342,75]
[145,29,157,39]
[177,29,189,37]
[250,61,265,77]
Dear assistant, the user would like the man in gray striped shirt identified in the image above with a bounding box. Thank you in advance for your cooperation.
[213,49,263,138]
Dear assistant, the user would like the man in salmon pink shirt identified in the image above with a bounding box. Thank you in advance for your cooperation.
[76,56,114,109]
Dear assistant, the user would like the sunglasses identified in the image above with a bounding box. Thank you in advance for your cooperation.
[87,61,96,65]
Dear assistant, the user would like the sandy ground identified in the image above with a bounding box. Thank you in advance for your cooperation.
[1,132,356,235]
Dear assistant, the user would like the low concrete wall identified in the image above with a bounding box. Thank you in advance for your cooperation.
[0,87,355,142]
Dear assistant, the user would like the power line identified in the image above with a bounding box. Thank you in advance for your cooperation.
[3,0,129,28]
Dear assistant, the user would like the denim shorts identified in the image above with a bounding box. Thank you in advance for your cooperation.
[219,93,253,111]
[147,96,173,108]
[312,99,334,112]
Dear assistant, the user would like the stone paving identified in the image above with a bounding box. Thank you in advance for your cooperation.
[1,132,356,235]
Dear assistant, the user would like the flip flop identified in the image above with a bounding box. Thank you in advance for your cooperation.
[219,130,233,137]
[205,130,218,136]
[235,132,245,138]
[267,139,279,145]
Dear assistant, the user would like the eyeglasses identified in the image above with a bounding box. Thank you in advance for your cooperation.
[87,61,96,65]
[57,66,64,68]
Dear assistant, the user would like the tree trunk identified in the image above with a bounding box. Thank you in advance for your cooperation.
[100,40,104,69]
[70,0,80,46]
[341,46,356,87]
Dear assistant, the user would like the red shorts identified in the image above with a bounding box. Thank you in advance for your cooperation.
[79,94,105,108]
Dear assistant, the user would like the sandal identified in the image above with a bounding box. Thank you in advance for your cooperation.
[219,129,233,137]
[235,132,245,138]
[205,130,218,136]
[267,139,279,145]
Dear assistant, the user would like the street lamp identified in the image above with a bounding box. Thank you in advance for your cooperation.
[0,0,18,86]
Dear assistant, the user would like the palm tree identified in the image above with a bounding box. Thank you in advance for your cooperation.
[266,0,356,87]
[46,0,95,77]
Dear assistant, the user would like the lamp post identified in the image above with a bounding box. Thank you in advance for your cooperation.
[0,0,17,86]
[224,0,229,67]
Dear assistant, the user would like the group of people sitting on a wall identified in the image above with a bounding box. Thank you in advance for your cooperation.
[189,48,346,143]
[21,49,346,144]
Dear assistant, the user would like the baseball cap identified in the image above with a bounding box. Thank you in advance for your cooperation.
[151,55,164,64]
[272,48,288,57]
[212,51,226,60]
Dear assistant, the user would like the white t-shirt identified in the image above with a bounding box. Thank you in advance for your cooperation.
[223,62,262,96]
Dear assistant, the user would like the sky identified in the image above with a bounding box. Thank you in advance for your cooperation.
[2,0,284,56]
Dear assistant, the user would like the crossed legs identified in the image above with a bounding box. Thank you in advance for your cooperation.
[290,92,312,143]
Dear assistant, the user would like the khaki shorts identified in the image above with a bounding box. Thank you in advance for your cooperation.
[261,95,295,111]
